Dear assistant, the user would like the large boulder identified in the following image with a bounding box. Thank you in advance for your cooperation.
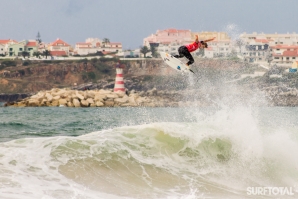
[73,99,81,107]
[80,99,89,107]
[53,95,60,100]
[99,89,112,94]
[86,98,94,105]
[95,101,104,107]
[28,99,40,107]
[45,93,53,102]
[86,90,96,98]
[59,99,68,106]
[75,91,85,100]
[104,100,115,107]
[94,93,106,101]
[106,93,118,99]
[114,95,129,104]
[51,100,59,107]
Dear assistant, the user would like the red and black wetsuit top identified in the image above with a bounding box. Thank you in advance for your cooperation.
[185,42,201,52]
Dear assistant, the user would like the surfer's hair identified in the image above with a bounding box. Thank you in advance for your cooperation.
[200,41,208,48]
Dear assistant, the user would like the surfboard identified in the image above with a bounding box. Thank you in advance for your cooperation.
[160,52,195,74]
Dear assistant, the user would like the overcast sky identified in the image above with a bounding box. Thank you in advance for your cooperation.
[0,0,297,49]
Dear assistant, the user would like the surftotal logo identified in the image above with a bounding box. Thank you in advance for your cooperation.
[247,187,295,196]
[177,66,181,70]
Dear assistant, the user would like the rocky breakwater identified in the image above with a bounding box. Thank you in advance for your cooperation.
[6,88,178,107]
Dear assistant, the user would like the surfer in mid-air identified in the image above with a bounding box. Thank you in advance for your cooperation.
[174,35,216,68]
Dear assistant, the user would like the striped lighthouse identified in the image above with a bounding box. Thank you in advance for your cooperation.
[114,66,125,92]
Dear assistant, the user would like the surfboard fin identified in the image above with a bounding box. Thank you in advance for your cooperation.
[189,69,195,74]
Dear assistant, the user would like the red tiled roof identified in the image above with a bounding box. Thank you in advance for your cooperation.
[165,29,189,33]
[283,49,298,56]
[0,40,10,44]
[255,39,269,43]
[26,41,37,47]
[50,51,67,56]
[0,39,18,44]
[49,38,70,47]
[271,45,298,49]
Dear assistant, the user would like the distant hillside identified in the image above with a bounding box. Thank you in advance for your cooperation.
[1,57,296,95]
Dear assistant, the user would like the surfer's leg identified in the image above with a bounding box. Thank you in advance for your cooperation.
[184,51,194,66]
[174,46,185,58]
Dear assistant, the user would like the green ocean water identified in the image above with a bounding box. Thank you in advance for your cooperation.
[0,107,203,142]
[0,106,298,199]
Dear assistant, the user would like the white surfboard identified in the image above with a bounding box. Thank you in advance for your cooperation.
[160,52,194,74]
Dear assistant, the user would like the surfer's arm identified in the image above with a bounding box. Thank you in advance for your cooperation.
[195,35,199,43]
[203,37,216,43]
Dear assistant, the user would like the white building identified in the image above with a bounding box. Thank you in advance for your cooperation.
[48,38,71,56]
[0,39,18,56]
[239,32,298,66]
[0,44,5,55]
[74,38,123,56]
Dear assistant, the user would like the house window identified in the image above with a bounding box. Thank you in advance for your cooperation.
[293,57,296,59]
[10,48,13,51]
[19,48,23,51]
[274,57,279,59]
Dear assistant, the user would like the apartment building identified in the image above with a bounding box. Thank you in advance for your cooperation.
[0,39,18,56]
[145,29,232,58]
[239,32,298,65]
[48,38,71,56]
[271,45,298,65]
[74,38,123,56]
[143,29,192,47]
[6,40,38,57]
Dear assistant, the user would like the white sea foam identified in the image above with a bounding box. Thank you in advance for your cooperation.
[0,107,297,199]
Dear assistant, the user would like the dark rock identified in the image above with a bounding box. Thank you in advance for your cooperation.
[0,93,32,103]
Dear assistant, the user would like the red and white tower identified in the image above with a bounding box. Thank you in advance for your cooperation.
[114,63,125,92]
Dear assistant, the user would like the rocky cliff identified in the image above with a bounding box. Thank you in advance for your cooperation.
[1,58,298,107]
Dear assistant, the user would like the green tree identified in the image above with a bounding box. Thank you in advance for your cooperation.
[43,50,51,59]
[33,51,41,58]
[150,45,158,58]
[36,31,42,44]
[140,46,150,58]
[21,51,30,58]
[102,38,110,47]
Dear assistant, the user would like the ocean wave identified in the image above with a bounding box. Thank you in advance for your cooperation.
[1,109,298,198]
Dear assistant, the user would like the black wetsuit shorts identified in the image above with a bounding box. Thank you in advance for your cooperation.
[174,46,194,65]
